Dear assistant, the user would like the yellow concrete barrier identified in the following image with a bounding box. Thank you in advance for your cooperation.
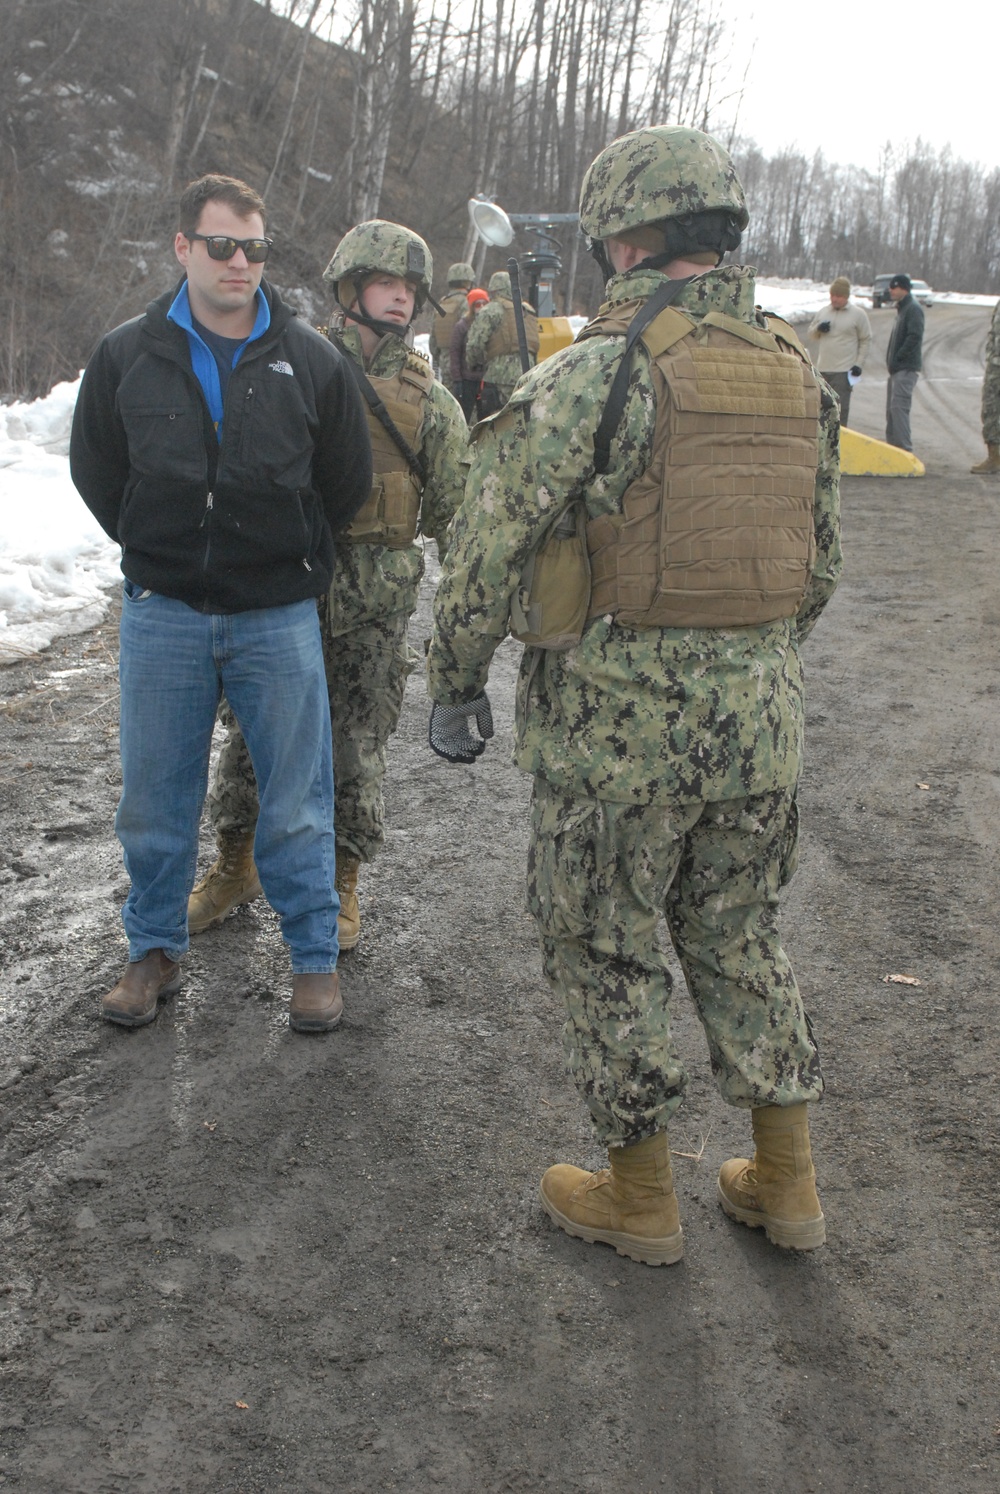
[842,427,925,476]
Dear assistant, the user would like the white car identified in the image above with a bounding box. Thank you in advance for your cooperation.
[909,279,934,307]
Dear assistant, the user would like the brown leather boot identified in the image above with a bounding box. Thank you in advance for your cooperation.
[971,443,1000,473]
[187,831,262,934]
[718,1102,825,1250]
[102,951,181,1027]
[335,851,361,951]
[539,1131,684,1266]
[289,972,343,1033]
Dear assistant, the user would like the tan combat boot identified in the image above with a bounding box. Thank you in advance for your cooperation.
[187,831,262,934]
[335,851,361,951]
[971,443,1000,473]
[718,1102,825,1250]
[539,1131,684,1266]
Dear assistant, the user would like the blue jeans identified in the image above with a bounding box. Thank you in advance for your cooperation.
[117,584,338,970]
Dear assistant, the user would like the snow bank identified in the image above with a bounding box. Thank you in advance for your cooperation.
[756,277,999,317]
[0,378,122,666]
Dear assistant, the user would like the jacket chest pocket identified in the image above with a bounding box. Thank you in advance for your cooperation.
[234,378,314,488]
[119,404,207,483]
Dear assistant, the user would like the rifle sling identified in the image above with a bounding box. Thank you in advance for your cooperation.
[592,276,694,475]
[345,357,428,486]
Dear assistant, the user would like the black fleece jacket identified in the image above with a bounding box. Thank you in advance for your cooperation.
[886,292,925,373]
[70,280,373,612]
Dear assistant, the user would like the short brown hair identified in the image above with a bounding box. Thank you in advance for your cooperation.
[178,175,267,236]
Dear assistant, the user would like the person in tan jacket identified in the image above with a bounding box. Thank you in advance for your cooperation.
[806,276,872,427]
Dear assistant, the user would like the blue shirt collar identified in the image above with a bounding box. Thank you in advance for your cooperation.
[167,282,271,439]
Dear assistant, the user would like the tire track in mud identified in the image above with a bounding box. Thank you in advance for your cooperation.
[917,307,986,448]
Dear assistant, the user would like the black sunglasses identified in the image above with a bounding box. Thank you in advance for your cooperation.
[186,232,273,264]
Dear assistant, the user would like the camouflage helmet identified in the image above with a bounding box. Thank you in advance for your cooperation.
[447,261,476,286]
[487,270,512,299]
[323,220,433,312]
[578,125,749,242]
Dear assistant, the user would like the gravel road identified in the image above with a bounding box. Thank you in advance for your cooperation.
[0,301,997,1493]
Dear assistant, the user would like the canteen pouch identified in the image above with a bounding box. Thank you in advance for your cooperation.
[509,502,591,650]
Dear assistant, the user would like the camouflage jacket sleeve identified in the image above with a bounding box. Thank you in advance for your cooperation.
[795,377,843,643]
[465,301,503,370]
[418,380,471,557]
[428,340,629,706]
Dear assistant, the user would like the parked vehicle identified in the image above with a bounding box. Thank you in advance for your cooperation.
[872,274,934,308]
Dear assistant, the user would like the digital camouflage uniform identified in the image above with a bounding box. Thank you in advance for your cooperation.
[465,271,536,404]
[209,324,468,863]
[427,262,842,1146]
[981,299,1000,446]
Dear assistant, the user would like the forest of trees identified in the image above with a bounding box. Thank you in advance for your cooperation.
[2,0,999,396]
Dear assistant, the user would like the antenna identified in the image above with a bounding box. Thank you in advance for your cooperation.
[467,197,514,248]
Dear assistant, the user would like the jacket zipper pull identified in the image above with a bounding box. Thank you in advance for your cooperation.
[199,490,214,527]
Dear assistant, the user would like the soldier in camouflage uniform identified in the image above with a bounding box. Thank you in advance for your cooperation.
[465,269,540,415]
[426,126,842,1264]
[189,221,469,954]
[971,298,1000,472]
[429,261,476,389]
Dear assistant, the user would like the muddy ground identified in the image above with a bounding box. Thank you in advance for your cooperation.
[1,303,998,1493]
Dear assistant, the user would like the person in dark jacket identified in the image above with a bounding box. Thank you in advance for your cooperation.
[449,287,489,421]
[70,174,372,1033]
[885,273,925,450]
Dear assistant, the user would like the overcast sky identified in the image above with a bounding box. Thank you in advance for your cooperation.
[726,2,996,172]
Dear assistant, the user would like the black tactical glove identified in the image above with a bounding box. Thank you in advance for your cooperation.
[850,364,862,378]
[429,695,494,764]
[817,320,831,333]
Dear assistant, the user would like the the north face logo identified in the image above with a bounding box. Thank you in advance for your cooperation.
[269,360,294,376]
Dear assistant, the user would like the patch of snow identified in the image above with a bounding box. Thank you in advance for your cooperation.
[0,379,122,665]
[755,276,999,318]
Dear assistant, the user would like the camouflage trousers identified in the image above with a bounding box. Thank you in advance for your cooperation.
[526,778,823,1146]
[207,610,416,862]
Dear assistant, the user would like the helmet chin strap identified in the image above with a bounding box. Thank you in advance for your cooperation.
[587,238,613,282]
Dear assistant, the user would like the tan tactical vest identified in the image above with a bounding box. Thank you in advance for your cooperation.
[344,352,433,548]
[433,291,467,357]
[486,299,541,362]
[581,302,821,628]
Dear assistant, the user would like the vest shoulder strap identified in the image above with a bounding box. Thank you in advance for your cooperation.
[345,357,427,485]
[638,306,697,359]
[592,277,696,475]
[698,310,783,351]
[577,297,645,340]
[400,350,436,394]
[760,312,812,366]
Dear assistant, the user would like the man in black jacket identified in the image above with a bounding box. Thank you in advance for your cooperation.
[70,174,372,1032]
[885,273,924,451]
